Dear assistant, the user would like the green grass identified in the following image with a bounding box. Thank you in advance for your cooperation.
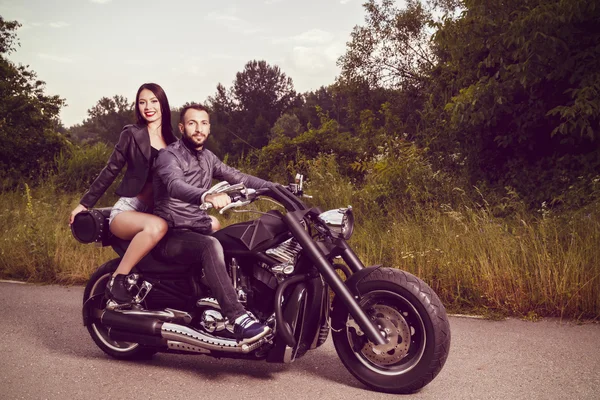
[1,176,599,320]
[0,184,115,284]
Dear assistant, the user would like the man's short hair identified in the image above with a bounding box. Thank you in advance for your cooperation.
[179,104,210,124]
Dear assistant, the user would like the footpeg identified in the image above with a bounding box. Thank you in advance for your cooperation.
[134,281,153,303]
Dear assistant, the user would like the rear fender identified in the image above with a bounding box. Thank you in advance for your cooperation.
[82,293,103,326]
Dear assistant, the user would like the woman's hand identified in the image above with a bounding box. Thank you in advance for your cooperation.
[70,204,88,225]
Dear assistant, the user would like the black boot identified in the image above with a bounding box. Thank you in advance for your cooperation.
[105,274,134,304]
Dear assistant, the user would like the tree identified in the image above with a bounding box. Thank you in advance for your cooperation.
[0,17,67,188]
[297,86,337,130]
[233,60,297,127]
[205,83,236,158]
[207,60,299,158]
[338,0,437,90]
[70,95,134,144]
[270,113,302,140]
[426,0,600,206]
[336,0,437,141]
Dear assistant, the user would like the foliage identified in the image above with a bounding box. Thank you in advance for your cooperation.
[270,113,303,140]
[338,0,436,89]
[426,0,600,206]
[69,95,134,145]
[0,17,68,189]
[52,142,113,192]
[2,164,599,318]
[207,60,299,158]
[248,110,362,181]
[353,138,459,215]
[0,183,114,283]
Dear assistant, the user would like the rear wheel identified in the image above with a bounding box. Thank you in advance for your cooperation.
[331,268,450,394]
[83,259,157,359]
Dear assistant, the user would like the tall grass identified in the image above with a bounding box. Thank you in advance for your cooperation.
[1,153,598,319]
[305,156,600,319]
[0,183,115,284]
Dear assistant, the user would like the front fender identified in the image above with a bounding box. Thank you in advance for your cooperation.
[343,264,383,296]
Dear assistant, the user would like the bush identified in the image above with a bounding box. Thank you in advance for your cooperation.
[52,142,113,192]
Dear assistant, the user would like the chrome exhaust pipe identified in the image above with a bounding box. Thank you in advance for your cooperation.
[100,309,164,336]
[108,328,167,348]
[161,322,270,354]
[100,310,270,354]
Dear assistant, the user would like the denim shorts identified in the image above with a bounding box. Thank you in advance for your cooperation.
[108,197,150,225]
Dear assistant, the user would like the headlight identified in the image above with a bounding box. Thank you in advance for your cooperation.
[317,206,354,240]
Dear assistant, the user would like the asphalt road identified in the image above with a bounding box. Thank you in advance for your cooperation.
[0,281,599,400]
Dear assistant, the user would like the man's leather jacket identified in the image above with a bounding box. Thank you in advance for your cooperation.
[80,124,153,208]
[153,139,274,233]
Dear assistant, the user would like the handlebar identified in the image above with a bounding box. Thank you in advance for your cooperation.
[199,182,308,214]
[199,185,272,214]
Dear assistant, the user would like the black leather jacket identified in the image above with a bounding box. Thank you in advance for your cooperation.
[80,124,155,208]
[153,139,274,232]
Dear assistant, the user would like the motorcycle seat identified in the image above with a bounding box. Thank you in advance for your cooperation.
[111,237,192,275]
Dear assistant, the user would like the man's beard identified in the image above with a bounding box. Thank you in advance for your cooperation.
[182,132,206,150]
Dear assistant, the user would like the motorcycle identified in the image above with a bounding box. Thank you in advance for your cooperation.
[72,176,450,394]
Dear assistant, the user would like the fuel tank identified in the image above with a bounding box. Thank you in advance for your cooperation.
[213,210,289,252]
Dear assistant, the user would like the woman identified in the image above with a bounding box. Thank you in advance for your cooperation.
[69,83,177,305]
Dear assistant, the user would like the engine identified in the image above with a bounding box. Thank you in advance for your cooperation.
[195,238,303,331]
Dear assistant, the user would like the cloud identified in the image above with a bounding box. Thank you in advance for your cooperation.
[90,0,112,4]
[209,53,238,60]
[205,11,240,22]
[204,10,261,35]
[291,46,327,73]
[14,20,39,31]
[340,0,352,4]
[264,0,284,4]
[124,59,155,66]
[272,29,335,45]
[287,39,346,75]
[20,21,69,30]
[49,21,69,28]
[38,53,74,63]
[171,65,206,77]
[292,29,334,44]
[271,28,346,76]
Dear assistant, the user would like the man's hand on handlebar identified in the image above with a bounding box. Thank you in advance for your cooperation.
[204,193,231,210]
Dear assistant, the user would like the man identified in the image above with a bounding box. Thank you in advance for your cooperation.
[152,103,274,343]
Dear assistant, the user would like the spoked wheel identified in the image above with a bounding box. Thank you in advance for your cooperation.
[82,259,156,359]
[331,268,450,394]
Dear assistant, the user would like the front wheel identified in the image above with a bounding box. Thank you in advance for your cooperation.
[82,259,157,359]
[331,268,450,394]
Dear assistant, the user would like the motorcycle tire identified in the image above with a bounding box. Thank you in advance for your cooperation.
[331,267,450,394]
[82,259,158,360]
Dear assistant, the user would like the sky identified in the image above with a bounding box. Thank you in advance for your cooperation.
[1,0,369,127]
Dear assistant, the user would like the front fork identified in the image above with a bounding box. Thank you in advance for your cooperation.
[283,213,386,346]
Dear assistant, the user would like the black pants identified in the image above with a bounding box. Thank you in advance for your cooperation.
[153,229,245,322]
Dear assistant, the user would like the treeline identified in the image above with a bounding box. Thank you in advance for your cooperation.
[5,0,599,211]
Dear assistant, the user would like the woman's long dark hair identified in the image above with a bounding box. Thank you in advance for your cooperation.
[135,83,177,144]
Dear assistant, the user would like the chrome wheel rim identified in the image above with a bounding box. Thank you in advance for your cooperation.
[89,273,139,352]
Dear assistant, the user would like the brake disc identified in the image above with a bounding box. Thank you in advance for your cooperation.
[360,304,411,366]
